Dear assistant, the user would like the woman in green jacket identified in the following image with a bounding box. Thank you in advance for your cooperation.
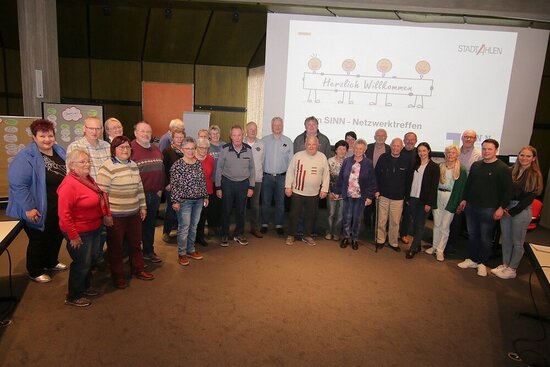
[425,145,467,261]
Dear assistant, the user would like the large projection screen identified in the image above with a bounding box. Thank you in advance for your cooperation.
[264,14,549,155]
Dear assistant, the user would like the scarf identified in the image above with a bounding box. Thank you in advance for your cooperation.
[69,171,111,217]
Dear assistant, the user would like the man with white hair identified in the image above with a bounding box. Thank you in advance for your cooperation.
[158,118,185,152]
[131,121,165,263]
[285,136,329,246]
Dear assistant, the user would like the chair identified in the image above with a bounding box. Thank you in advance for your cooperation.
[527,199,543,231]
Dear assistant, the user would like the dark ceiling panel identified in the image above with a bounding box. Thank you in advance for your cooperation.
[57,2,88,58]
[197,10,267,66]
[143,8,211,64]
[249,36,266,69]
[89,4,148,60]
[0,0,19,49]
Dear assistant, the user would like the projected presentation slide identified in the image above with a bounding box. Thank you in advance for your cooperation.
[282,20,517,152]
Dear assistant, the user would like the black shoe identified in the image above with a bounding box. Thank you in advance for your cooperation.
[260,226,268,234]
[406,249,416,259]
[388,244,401,252]
[352,240,359,250]
[340,238,349,248]
[276,227,284,236]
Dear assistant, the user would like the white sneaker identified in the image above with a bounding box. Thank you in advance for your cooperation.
[333,235,340,241]
[490,264,507,275]
[424,247,435,255]
[29,274,52,283]
[46,262,68,271]
[324,233,332,240]
[436,251,444,262]
[495,267,516,279]
[477,264,488,277]
[457,259,478,269]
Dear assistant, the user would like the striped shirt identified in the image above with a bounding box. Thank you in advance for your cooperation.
[66,137,111,180]
[96,158,146,217]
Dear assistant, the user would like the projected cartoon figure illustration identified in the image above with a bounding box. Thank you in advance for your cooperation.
[370,58,393,107]
[338,58,356,104]
[409,60,431,109]
[306,55,322,103]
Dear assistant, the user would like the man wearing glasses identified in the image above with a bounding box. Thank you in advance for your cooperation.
[67,116,112,267]
[131,122,165,263]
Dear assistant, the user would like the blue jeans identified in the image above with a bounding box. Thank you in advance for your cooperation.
[143,192,161,255]
[342,197,364,240]
[163,190,177,235]
[465,204,496,264]
[176,198,204,256]
[327,197,343,236]
[92,224,106,265]
[261,174,286,227]
[65,228,100,301]
[221,177,248,237]
[500,202,531,269]
[409,197,431,252]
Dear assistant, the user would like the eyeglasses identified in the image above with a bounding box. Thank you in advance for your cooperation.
[108,126,123,131]
[116,145,132,150]
[183,147,196,151]
[463,136,476,140]
[85,126,102,131]
[137,130,152,134]
[74,160,92,164]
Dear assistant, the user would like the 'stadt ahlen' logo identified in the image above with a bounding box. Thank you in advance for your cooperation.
[458,44,503,55]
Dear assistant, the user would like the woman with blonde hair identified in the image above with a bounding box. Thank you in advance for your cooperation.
[425,145,467,261]
[493,146,543,279]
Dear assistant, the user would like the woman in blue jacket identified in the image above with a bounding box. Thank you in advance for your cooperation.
[7,119,67,283]
[334,139,377,250]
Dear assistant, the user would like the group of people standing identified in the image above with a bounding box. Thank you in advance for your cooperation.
[6,116,544,307]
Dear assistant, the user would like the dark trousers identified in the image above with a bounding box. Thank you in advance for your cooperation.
[163,190,177,235]
[196,205,208,241]
[107,214,145,282]
[65,228,100,301]
[207,193,222,229]
[343,197,364,240]
[465,204,496,265]
[142,192,161,255]
[409,197,430,252]
[24,213,63,278]
[289,194,319,237]
[221,177,249,237]
[400,200,413,237]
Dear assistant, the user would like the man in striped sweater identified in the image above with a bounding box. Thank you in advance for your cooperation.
[285,136,330,246]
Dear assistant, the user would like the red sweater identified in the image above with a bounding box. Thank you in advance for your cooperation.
[57,175,103,240]
[130,140,165,192]
[200,154,215,194]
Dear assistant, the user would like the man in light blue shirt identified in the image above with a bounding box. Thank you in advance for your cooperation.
[260,117,294,236]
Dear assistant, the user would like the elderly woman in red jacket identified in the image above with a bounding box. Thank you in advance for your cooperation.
[58,149,111,307]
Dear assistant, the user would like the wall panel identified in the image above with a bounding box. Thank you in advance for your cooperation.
[103,105,142,135]
[91,59,141,101]
[59,57,91,99]
[8,98,23,115]
[208,111,247,141]
[143,62,194,84]
[195,65,247,107]
[6,49,21,93]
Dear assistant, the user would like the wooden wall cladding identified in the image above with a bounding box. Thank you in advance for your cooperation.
[6,49,21,94]
[143,8,211,64]
[103,105,142,134]
[0,50,4,93]
[57,2,88,58]
[89,5,148,61]
[195,65,247,107]
[0,0,19,50]
[59,58,91,99]
[0,99,6,114]
[8,98,23,116]
[208,111,247,141]
[143,62,194,84]
[91,59,141,101]
[197,10,267,66]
